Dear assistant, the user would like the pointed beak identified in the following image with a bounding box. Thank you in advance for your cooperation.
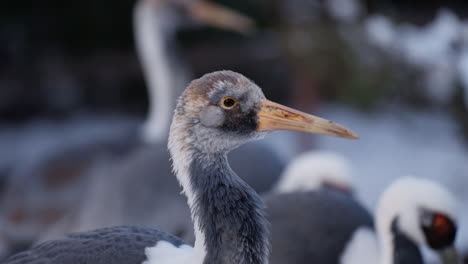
[188,1,255,35]
[438,246,462,264]
[256,100,359,139]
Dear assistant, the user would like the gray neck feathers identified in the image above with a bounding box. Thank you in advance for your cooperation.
[169,98,270,264]
[168,116,270,264]
[189,152,270,264]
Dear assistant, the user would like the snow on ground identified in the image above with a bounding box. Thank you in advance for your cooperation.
[365,9,468,108]
[0,114,141,185]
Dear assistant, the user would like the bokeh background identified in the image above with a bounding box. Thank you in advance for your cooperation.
[1,0,468,262]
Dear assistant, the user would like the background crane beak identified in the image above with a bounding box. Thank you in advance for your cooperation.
[187,0,255,35]
[439,246,462,264]
[256,99,359,139]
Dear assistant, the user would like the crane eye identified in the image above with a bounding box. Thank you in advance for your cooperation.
[221,97,237,109]
[421,212,457,249]
[431,214,454,236]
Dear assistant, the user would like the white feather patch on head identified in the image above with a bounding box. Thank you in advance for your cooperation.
[206,71,265,103]
[376,176,459,264]
[211,79,231,95]
[275,151,353,193]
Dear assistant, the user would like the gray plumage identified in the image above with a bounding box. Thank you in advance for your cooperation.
[5,226,184,264]
[6,149,272,264]
[189,153,269,264]
[264,189,373,264]
[230,143,284,194]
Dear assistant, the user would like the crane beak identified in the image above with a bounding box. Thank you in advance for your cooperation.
[256,100,359,139]
[188,1,255,35]
[438,246,462,264]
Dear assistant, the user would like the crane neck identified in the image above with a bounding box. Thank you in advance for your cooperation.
[168,122,270,264]
[380,218,423,264]
[134,0,188,144]
[190,152,270,264]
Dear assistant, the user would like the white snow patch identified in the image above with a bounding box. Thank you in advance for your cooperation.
[364,9,466,105]
[399,10,459,66]
[365,15,396,49]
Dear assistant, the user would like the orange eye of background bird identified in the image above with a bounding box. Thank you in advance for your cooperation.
[222,97,237,108]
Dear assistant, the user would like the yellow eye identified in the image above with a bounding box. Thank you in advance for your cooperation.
[221,97,237,109]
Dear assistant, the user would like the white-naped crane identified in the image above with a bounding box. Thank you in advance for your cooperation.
[4,70,358,264]
[265,176,461,264]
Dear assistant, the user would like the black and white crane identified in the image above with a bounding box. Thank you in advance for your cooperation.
[4,70,357,264]
[265,176,461,264]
